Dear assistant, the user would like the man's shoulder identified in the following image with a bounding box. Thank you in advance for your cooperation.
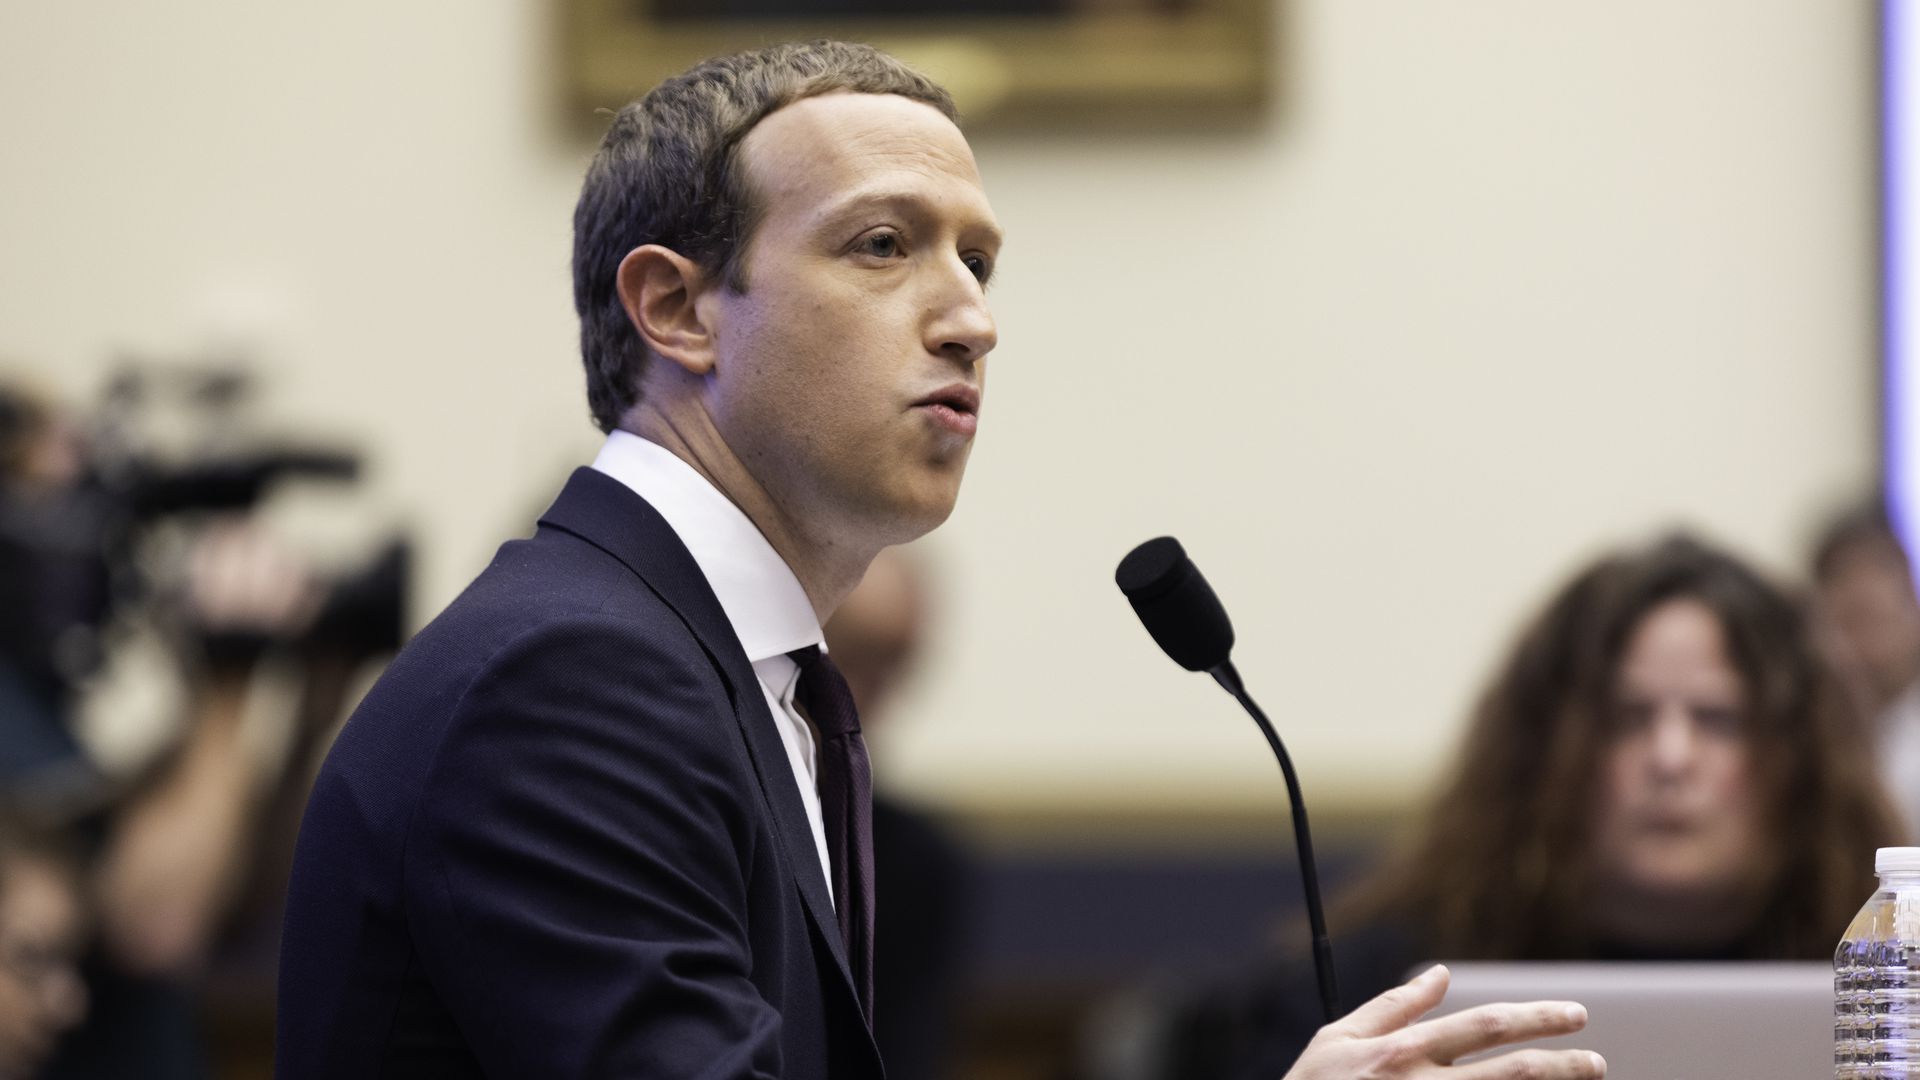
[453,523,675,632]
[300,521,734,853]
[377,522,710,716]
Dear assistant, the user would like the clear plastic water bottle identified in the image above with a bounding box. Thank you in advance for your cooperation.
[1837,847,1920,1078]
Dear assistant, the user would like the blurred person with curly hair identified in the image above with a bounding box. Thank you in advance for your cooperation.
[1129,533,1900,1080]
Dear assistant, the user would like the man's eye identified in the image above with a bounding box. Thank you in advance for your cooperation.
[861,232,900,258]
[964,255,991,283]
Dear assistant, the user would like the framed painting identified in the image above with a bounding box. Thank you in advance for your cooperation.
[562,0,1275,127]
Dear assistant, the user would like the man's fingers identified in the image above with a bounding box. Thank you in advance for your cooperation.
[1448,1047,1607,1080]
[1412,1000,1589,1064]
[1334,964,1451,1039]
[1292,983,1602,1080]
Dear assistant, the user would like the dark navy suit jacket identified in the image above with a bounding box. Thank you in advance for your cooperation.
[276,468,881,1079]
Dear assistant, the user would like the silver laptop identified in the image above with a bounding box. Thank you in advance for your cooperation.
[1430,962,1831,1080]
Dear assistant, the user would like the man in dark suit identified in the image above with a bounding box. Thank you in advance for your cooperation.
[276,41,993,1078]
[277,39,1606,1080]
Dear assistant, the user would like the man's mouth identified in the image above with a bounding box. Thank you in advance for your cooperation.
[915,384,979,413]
[911,384,980,437]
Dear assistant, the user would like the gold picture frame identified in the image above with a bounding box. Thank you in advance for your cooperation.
[562,0,1274,128]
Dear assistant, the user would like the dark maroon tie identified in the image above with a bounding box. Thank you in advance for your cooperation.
[788,646,875,1022]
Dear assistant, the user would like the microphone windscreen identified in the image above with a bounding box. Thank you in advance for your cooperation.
[1115,536,1235,672]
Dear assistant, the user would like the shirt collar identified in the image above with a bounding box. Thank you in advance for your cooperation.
[591,430,822,664]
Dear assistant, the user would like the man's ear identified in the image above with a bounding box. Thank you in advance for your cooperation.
[615,245,717,376]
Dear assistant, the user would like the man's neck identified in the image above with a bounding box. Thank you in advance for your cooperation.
[619,410,872,623]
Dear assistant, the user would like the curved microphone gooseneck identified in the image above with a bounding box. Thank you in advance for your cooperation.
[1114,536,1340,1025]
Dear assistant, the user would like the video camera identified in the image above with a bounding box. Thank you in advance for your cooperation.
[0,365,407,704]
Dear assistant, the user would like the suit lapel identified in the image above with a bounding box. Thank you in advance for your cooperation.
[536,469,869,1032]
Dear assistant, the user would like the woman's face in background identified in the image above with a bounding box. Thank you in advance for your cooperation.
[1589,598,1769,910]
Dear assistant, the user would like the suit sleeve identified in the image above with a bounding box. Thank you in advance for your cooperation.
[405,611,784,1078]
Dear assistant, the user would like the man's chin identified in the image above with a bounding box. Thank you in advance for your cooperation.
[896,495,961,542]
[869,478,965,545]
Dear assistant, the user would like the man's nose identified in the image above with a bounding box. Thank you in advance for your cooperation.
[928,264,997,365]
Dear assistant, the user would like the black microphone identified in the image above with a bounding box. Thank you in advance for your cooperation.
[1115,536,1341,1024]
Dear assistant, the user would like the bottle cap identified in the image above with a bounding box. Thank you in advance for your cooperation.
[1877,847,1920,874]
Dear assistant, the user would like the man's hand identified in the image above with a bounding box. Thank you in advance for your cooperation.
[1284,964,1606,1080]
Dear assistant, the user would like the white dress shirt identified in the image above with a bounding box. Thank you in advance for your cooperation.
[592,429,835,904]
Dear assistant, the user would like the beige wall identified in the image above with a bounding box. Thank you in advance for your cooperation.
[0,2,1879,816]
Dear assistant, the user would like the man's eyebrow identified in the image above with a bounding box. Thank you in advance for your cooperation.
[818,189,1004,246]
